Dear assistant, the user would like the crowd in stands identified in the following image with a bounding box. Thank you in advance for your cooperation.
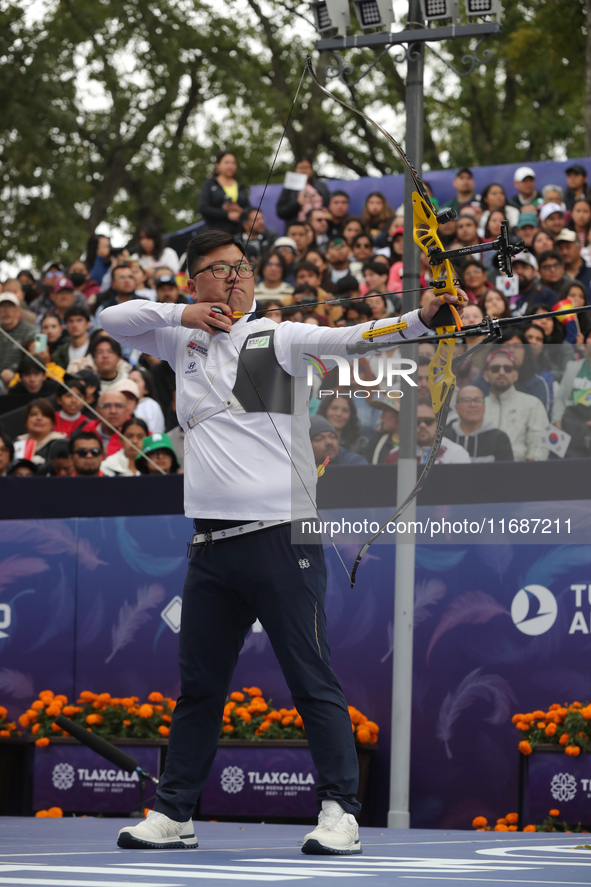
[2,150,591,477]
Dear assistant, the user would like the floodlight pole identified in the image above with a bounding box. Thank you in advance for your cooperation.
[315,1,502,833]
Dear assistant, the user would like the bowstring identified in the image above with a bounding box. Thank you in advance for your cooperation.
[214,60,351,583]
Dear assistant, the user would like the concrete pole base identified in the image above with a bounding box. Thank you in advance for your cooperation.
[388,810,411,829]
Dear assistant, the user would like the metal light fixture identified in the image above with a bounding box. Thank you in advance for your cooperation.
[465,0,503,21]
[311,0,350,37]
[420,0,459,24]
[352,0,395,32]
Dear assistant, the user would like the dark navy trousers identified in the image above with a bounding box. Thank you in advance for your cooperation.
[154,520,360,821]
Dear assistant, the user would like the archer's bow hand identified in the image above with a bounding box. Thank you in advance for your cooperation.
[419,287,468,328]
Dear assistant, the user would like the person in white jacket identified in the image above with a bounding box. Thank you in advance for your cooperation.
[483,349,549,461]
[101,227,465,856]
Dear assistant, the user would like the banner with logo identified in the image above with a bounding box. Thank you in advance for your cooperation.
[525,752,591,824]
[2,509,591,826]
[33,744,159,813]
[200,747,318,817]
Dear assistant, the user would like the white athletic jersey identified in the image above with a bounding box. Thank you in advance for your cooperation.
[101,301,430,520]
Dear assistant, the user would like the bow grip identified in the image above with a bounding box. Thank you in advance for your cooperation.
[429,301,458,330]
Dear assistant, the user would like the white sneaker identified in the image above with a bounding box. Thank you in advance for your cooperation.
[117,810,198,849]
[302,800,362,855]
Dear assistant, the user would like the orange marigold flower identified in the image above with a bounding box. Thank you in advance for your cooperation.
[516,721,530,731]
[122,720,131,726]
[158,725,170,737]
[62,706,77,717]
[223,725,234,733]
[35,810,49,817]
[294,716,304,728]
[496,818,507,825]
[505,812,519,824]
[523,824,536,832]
[35,737,50,747]
[148,692,164,703]
[365,721,380,734]
[580,706,591,720]
[47,807,63,817]
[281,716,293,726]
[166,699,177,710]
[26,710,39,722]
[243,687,262,697]
[31,723,42,736]
[54,695,68,705]
[18,714,30,728]
[536,721,546,729]
[549,809,560,817]
[565,745,581,756]
[138,704,154,719]
[224,702,236,715]
[39,690,54,700]
[51,723,62,733]
[494,824,509,831]
[369,733,378,744]
[559,732,570,745]
[508,825,518,831]
[472,816,488,828]
[549,703,560,710]
[154,705,164,712]
[0,730,10,737]
[45,706,61,718]
[571,701,582,708]
[518,741,532,755]
[230,692,245,702]
[238,710,251,723]
[532,710,546,719]
[357,728,371,744]
[78,691,96,701]
[85,713,103,725]
[30,701,44,712]
[259,721,272,732]
[545,723,557,737]
[161,714,172,723]
[511,714,524,724]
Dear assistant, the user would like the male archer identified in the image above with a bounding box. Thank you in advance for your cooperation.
[102,228,464,855]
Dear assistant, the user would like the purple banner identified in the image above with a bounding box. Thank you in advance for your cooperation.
[200,746,318,817]
[33,744,159,813]
[527,752,591,825]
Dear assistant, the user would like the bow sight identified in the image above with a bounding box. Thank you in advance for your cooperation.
[428,219,525,278]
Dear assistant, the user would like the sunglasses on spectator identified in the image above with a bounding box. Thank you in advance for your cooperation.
[74,447,102,458]
[417,417,436,426]
[488,364,515,373]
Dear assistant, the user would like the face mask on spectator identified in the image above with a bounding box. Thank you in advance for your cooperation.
[69,272,86,287]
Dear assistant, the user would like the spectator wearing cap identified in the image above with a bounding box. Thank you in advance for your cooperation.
[254,252,294,303]
[128,368,166,433]
[34,262,64,301]
[462,259,493,305]
[386,401,470,465]
[511,252,557,317]
[2,279,36,325]
[276,159,330,232]
[0,431,14,476]
[272,237,299,285]
[197,151,250,236]
[538,249,572,294]
[0,292,36,385]
[564,164,590,211]
[8,355,59,402]
[51,306,92,370]
[13,398,66,466]
[325,191,351,239]
[306,208,330,250]
[238,208,277,260]
[84,389,130,456]
[326,236,353,287]
[135,432,180,474]
[508,166,542,209]
[69,429,105,477]
[483,350,548,461]
[445,386,513,462]
[155,274,188,305]
[54,375,89,437]
[31,275,86,324]
[479,183,520,232]
[515,211,540,248]
[309,415,367,468]
[555,229,591,290]
[110,377,141,418]
[101,416,149,476]
[442,168,480,214]
[364,399,400,463]
[7,459,37,476]
[293,261,342,326]
[90,335,130,392]
[540,203,566,238]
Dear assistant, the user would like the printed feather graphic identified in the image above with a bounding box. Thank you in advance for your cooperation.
[427,591,509,661]
[115,519,185,575]
[414,579,446,625]
[436,668,515,758]
[0,556,48,594]
[524,545,591,588]
[28,567,74,652]
[0,522,106,570]
[0,668,34,698]
[105,584,165,663]
[416,548,467,571]
[77,594,105,648]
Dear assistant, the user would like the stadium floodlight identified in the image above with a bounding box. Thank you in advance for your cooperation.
[311,0,350,37]
[465,0,503,21]
[419,0,459,23]
[352,0,395,33]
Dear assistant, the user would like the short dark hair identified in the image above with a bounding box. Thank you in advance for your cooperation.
[64,305,90,323]
[344,300,372,320]
[240,207,257,225]
[24,397,55,425]
[538,249,563,267]
[89,335,122,359]
[18,356,45,377]
[121,416,149,436]
[0,430,14,462]
[261,250,287,279]
[351,232,374,249]
[186,229,245,278]
[287,222,307,232]
[69,428,103,455]
[334,274,361,295]
[293,284,318,298]
[329,190,350,201]
[363,261,389,276]
[295,261,321,278]
[463,259,487,274]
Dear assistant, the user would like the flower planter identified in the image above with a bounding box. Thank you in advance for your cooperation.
[519,744,591,827]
